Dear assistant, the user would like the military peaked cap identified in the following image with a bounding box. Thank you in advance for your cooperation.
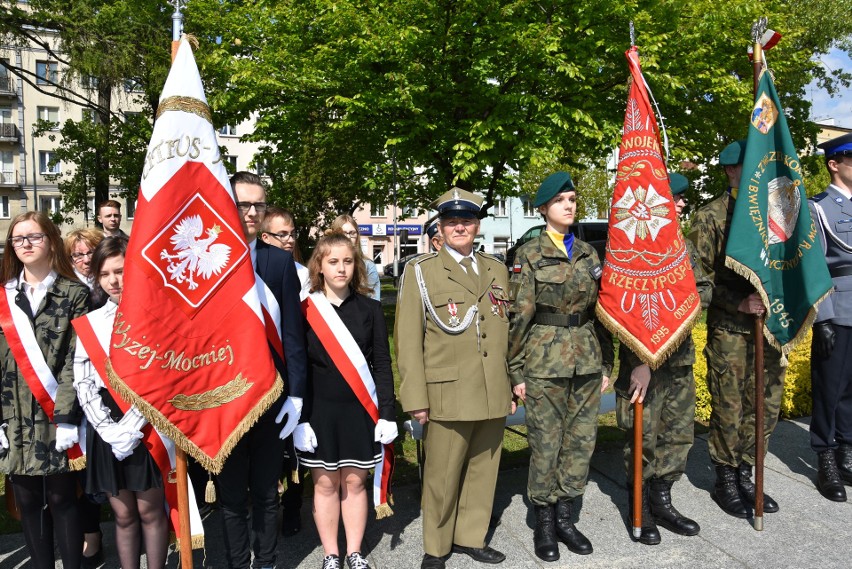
[818,132,852,158]
[430,187,483,219]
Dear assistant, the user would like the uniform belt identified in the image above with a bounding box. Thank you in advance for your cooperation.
[533,312,589,327]
[830,266,852,278]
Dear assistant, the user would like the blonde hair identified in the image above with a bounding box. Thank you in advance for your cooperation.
[64,227,105,258]
[2,211,77,283]
[307,231,371,296]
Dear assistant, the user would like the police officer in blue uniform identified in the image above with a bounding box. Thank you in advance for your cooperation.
[808,132,852,502]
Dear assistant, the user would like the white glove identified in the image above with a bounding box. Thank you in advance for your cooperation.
[0,423,9,450]
[293,423,318,453]
[55,423,79,451]
[275,397,303,440]
[374,419,398,445]
[111,430,145,461]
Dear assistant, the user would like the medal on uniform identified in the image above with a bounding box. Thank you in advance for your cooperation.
[488,291,500,316]
[447,299,460,326]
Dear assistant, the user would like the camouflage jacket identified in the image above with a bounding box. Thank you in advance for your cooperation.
[508,234,613,385]
[687,192,757,334]
[0,276,90,475]
[615,239,714,399]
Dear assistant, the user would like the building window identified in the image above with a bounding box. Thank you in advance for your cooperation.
[36,61,58,85]
[0,150,13,183]
[523,199,537,218]
[39,151,60,174]
[126,199,137,219]
[254,157,268,176]
[219,124,237,136]
[86,197,96,220]
[37,106,60,129]
[0,196,10,218]
[123,78,144,93]
[40,196,61,215]
[493,236,509,255]
[493,198,507,217]
[370,203,385,217]
[81,75,99,90]
[223,155,237,172]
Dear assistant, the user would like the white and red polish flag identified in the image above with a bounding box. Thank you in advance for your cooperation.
[105,37,282,473]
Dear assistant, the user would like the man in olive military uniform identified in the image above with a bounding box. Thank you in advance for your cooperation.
[807,132,852,502]
[425,214,444,252]
[396,188,513,569]
[687,141,786,518]
[616,172,713,545]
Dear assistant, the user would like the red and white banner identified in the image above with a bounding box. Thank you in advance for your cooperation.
[106,38,282,473]
[303,293,394,517]
[595,47,700,368]
[0,286,85,469]
[73,313,204,549]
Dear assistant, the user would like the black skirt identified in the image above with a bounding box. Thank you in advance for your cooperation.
[84,389,162,496]
[298,397,381,471]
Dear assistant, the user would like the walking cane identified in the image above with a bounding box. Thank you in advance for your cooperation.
[632,400,644,538]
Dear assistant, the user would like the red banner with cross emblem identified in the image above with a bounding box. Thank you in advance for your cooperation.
[595,47,700,368]
[105,39,282,473]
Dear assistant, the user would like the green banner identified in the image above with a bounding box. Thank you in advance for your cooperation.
[725,70,832,355]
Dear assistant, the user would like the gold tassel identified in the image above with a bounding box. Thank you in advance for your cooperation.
[290,469,300,484]
[205,474,216,504]
[375,502,394,519]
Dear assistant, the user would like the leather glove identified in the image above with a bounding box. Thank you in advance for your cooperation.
[0,423,9,452]
[275,396,303,440]
[55,423,79,451]
[813,322,836,359]
[374,419,398,445]
[293,423,317,453]
[629,364,652,404]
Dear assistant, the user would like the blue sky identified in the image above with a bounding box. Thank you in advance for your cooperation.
[808,47,852,127]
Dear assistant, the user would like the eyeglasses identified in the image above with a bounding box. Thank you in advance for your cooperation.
[71,251,94,261]
[265,231,297,241]
[237,201,267,213]
[342,230,358,238]
[10,233,46,248]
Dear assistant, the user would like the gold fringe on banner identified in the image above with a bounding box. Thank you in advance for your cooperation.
[375,502,394,519]
[68,455,87,472]
[105,359,284,474]
[156,95,212,125]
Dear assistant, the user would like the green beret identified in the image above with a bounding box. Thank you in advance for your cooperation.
[534,171,576,207]
[669,172,688,195]
[719,140,747,166]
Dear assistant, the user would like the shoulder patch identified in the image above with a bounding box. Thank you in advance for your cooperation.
[589,264,603,280]
[512,263,522,274]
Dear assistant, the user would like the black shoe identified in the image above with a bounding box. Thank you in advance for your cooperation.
[420,554,445,569]
[737,462,779,513]
[451,545,505,564]
[554,498,593,555]
[627,482,661,546]
[321,554,341,569]
[649,478,700,536]
[81,547,104,569]
[533,505,559,562]
[838,444,852,485]
[817,450,848,502]
[712,464,748,518]
[281,508,302,536]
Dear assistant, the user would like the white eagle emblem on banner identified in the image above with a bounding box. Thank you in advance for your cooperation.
[160,215,231,290]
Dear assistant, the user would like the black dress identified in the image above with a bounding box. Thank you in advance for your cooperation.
[85,389,162,496]
[298,292,396,471]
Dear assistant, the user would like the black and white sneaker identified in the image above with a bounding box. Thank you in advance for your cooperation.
[321,554,341,569]
[346,552,371,569]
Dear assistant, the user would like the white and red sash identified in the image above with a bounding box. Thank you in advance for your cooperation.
[72,312,204,548]
[303,292,394,517]
[0,283,85,469]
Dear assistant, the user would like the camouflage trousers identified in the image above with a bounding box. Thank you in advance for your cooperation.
[705,327,786,467]
[524,373,601,505]
[616,365,695,483]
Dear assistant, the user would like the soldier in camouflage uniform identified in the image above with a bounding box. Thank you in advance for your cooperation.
[687,141,786,519]
[616,173,713,545]
[508,172,612,563]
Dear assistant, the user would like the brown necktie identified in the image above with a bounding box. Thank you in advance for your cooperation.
[459,257,478,291]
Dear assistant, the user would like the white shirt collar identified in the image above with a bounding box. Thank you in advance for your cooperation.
[444,245,478,273]
[829,183,852,201]
[249,238,257,269]
[18,269,58,313]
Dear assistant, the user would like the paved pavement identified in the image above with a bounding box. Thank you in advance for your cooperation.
[1,416,849,568]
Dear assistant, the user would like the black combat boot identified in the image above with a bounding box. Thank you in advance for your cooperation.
[533,505,559,562]
[817,450,847,502]
[837,444,852,485]
[648,478,700,536]
[627,482,661,545]
[554,498,593,555]
[737,462,779,513]
[712,464,748,518]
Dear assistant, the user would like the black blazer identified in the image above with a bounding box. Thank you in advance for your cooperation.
[255,240,307,403]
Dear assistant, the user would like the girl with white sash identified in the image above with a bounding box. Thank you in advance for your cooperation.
[0,211,91,569]
[72,237,171,569]
[296,232,398,569]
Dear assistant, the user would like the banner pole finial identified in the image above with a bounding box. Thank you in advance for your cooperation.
[629,21,635,48]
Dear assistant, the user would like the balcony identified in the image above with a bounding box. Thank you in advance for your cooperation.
[0,123,19,143]
[0,169,19,188]
[0,76,15,98]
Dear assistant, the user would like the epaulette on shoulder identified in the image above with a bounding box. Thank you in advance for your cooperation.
[811,192,828,203]
[410,252,438,266]
[476,251,503,263]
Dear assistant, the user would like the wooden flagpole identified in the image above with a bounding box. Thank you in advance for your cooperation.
[632,400,644,538]
[751,17,766,533]
[170,2,194,564]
